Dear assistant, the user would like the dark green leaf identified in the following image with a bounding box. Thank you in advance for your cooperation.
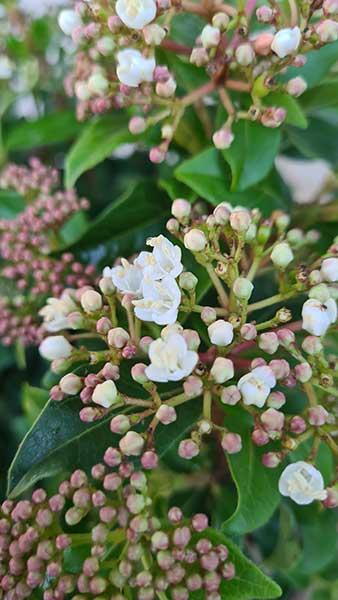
[300,79,338,111]
[223,407,282,535]
[175,147,231,203]
[64,114,133,188]
[0,189,25,218]
[22,384,49,426]
[170,13,205,47]
[222,120,281,191]
[264,92,307,129]
[286,117,338,165]
[193,529,282,599]
[282,41,338,88]
[5,111,82,151]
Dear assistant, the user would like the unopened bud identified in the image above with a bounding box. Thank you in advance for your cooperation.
[308,405,328,426]
[235,43,255,65]
[179,271,198,291]
[184,229,207,251]
[92,380,118,408]
[212,127,234,149]
[59,373,82,395]
[233,277,254,300]
[230,209,251,232]
[210,357,234,383]
[258,332,279,354]
[221,432,242,453]
[171,198,191,221]
[183,375,203,398]
[108,327,130,348]
[201,24,221,48]
[286,76,307,97]
[119,431,144,456]
[271,242,294,268]
[156,404,177,424]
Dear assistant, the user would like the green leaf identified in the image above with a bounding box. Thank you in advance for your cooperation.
[0,189,25,218]
[174,106,207,154]
[193,529,282,599]
[22,384,49,426]
[160,51,208,91]
[64,114,133,188]
[63,181,169,251]
[7,394,201,498]
[300,79,338,111]
[223,407,282,535]
[175,147,231,203]
[5,111,82,151]
[264,92,308,129]
[286,117,338,166]
[222,120,281,191]
[170,12,205,47]
[282,40,338,88]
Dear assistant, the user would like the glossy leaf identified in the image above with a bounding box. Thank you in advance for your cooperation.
[222,407,282,535]
[222,120,281,191]
[286,117,338,165]
[192,529,282,599]
[300,79,338,111]
[282,40,338,88]
[175,147,232,203]
[22,384,49,426]
[0,189,25,218]
[5,111,82,151]
[64,113,133,188]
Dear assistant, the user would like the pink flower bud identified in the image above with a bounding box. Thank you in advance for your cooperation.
[131,362,149,384]
[213,204,231,225]
[210,357,234,383]
[129,116,146,135]
[173,526,191,547]
[221,432,242,453]
[256,5,273,22]
[119,431,144,456]
[156,404,177,424]
[269,359,290,380]
[316,19,338,42]
[149,146,166,164]
[99,277,115,295]
[190,47,209,66]
[261,107,286,128]
[201,307,217,325]
[308,405,329,426]
[322,487,338,508]
[166,217,180,233]
[323,0,338,13]
[156,77,176,98]
[178,439,199,459]
[220,385,241,405]
[110,414,131,434]
[289,415,307,434]
[96,316,112,334]
[183,375,203,398]
[80,289,102,312]
[184,229,207,252]
[187,574,203,590]
[108,327,130,348]
[286,76,307,97]
[267,391,286,409]
[259,332,279,354]
[222,562,235,579]
[191,513,208,532]
[212,128,234,150]
[277,328,295,347]
[201,551,219,571]
[172,199,191,221]
[253,32,274,55]
[230,209,251,232]
[240,323,257,340]
[92,380,118,408]
[152,531,169,550]
[302,335,323,355]
[252,427,270,446]
[262,452,282,468]
[141,450,158,469]
[294,362,312,383]
[261,408,285,432]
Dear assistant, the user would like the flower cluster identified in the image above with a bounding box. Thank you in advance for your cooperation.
[59,0,338,161]
[0,440,236,599]
[37,197,338,508]
[0,159,95,346]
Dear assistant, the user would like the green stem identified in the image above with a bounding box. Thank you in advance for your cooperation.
[303,382,317,407]
[205,264,229,308]
[203,390,212,421]
[246,254,262,281]
[247,291,295,313]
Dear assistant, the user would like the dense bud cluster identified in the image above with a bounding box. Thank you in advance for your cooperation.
[36,197,338,509]
[59,0,338,161]
[0,441,236,599]
[0,159,95,345]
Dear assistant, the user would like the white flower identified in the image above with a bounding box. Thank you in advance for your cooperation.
[275,156,334,205]
[116,0,156,29]
[237,366,276,407]
[39,290,77,332]
[208,320,234,346]
[58,9,82,36]
[271,26,301,58]
[302,298,337,336]
[106,259,143,296]
[133,275,181,325]
[145,329,198,382]
[136,235,183,280]
[278,461,327,505]
[116,49,155,87]
[39,336,73,361]
[321,257,338,282]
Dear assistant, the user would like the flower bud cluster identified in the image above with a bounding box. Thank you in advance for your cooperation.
[60,0,338,161]
[0,159,95,345]
[37,199,337,506]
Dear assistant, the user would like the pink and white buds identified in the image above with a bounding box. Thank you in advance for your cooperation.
[110,414,131,434]
[323,0,338,13]
[253,33,274,55]
[230,209,251,232]
[261,107,286,128]
[262,452,282,468]
[289,416,307,434]
[178,439,199,459]
[302,335,323,355]
[235,43,255,66]
[221,432,242,454]
[212,12,229,28]
[237,366,276,407]
[108,327,130,348]
[156,404,177,425]
[179,272,198,291]
[294,362,312,383]
[286,76,307,97]
[156,77,177,98]
[183,375,203,398]
[39,336,73,361]
[119,431,144,456]
[321,257,338,282]
[256,5,274,22]
[171,198,191,221]
[240,323,257,340]
[212,128,234,150]
[59,373,82,395]
[270,242,294,268]
[92,380,118,408]
[184,229,207,252]
[258,332,279,354]
[208,320,234,346]
[143,24,166,45]
[87,72,109,97]
[201,307,217,325]
[316,19,338,42]
[221,385,241,405]
[233,277,254,301]
[271,27,301,58]
[80,290,102,313]
[308,405,329,426]
[190,47,209,66]
[131,363,149,383]
[261,408,285,433]
[200,24,221,48]
[210,357,234,384]
[129,116,147,135]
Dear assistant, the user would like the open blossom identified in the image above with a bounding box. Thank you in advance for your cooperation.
[106,259,143,296]
[137,235,183,280]
[39,290,77,332]
[145,327,198,382]
[321,257,338,282]
[279,461,327,504]
[116,49,155,87]
[133,275,181,325]
[302,298,337,336]
[116,0,156,29]
[271,27,301,58]
[237,366,276,407]
[58,9,82,36]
